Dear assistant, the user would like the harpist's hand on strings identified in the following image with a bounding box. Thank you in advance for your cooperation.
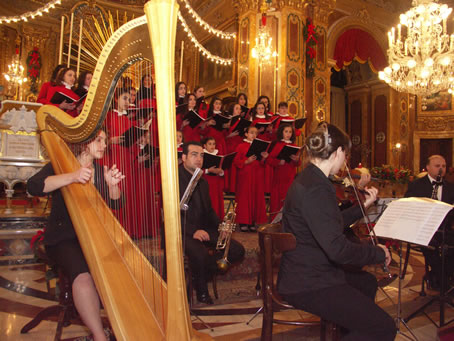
[103,164,125,186]
[73,167,92,184]
[378,244,392,266]
[363,186,378,208]
[193,229,210,242]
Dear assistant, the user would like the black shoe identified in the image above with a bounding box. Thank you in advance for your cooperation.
[240,225,249,232]
[197,292,214,305]
[249,224,257,232]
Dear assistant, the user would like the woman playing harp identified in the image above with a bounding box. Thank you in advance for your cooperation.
[27,130,124,341]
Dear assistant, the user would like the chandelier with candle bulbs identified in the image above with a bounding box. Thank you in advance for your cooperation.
[251,0,277,64]
[378,0,454,97]
[3,54,27,86]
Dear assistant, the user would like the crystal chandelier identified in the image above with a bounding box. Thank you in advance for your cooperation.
[251,22,277,63]
[378,0,454,97]
[3,54,27,85]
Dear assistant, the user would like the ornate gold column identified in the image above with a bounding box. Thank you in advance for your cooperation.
[234,1,260,105]
[307,0,336,131]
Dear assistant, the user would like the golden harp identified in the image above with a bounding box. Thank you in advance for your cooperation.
[34,1,209,340]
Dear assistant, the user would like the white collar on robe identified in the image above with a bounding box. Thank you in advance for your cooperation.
[203,148,218,155]
[62,81,72,90]
[243,139,252,143]
[114,109,128,116]
[255,114,266,119]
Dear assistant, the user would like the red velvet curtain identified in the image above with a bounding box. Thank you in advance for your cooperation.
[333,29,386,73]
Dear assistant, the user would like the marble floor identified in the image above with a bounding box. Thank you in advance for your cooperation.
[1,252,454,340]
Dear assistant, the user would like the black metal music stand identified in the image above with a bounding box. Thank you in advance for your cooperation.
[395,242,419,341]
[404,225,454,328]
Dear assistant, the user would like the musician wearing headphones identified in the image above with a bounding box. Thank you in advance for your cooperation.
[405,155,454,289]
[278,123,396,341]
[179,141,245,305]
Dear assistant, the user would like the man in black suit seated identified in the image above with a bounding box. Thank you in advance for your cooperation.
[405,155,454,289]
[179,141,245,304]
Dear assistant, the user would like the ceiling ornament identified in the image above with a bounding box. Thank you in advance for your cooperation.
[379,0,454,96]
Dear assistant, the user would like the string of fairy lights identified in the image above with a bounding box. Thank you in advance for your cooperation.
[0,0,62,24]
[0,0,234,65]
[177,12,234,65]
[181,0,236,40]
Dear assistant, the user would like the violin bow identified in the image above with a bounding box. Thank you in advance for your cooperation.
[344,162,393,278]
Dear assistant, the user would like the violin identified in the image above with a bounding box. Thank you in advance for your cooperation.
[342,164,393,279]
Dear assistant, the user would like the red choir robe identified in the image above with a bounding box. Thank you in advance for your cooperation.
[46,85,80,117]
[233,139,267,226]
[272,114,302,137]
[132,142,162,238]
[37,81,52,104]
[202,149,225,220]
[225,115,244,193]
[104,109,137,237]
[182,107,208,142]
[266,140,301,220]
[252,116,274,193]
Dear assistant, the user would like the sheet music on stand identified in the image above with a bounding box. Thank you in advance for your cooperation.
[374,197,454,245]
[179,167,203,211]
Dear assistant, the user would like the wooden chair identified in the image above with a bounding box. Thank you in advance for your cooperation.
[21,241,79,341]
[258,223,339,341]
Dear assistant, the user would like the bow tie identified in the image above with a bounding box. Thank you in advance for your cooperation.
[432,180,443,186]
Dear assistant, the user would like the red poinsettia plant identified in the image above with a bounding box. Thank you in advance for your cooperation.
[26,47,41,93]
[303,18,318,78]
[370,165,412,184]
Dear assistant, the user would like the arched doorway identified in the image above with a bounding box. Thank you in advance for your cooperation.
[328,25,389,168]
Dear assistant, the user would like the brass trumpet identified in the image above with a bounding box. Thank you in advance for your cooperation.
[216,211,236,273]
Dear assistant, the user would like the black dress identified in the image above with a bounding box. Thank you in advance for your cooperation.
[27,162,120,283]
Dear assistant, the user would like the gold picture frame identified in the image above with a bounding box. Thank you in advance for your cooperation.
[417,90,453,117]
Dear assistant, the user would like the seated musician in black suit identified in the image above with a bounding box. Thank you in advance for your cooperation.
[179,141,245,304]
[27,130,124,341]
[405,154,454,289]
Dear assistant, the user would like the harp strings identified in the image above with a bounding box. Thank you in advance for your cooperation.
[69,59,166,325]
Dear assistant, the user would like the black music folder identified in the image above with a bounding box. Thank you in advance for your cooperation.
[120,126,148,147]
[240,105,250,115]
[185,109,205,128]
[202,152,237,170]
[212,114,231,131]
[50,91,86,105]
[202,153,222,169]
[176,103,188,115]
[220,152,237,170]
[232,117,251,134]
[294,118,307,129]
[246,138,271,160]
[277,145,301,163]
[254,121,272,131]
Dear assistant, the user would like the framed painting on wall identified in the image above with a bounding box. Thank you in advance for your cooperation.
[197,20,236,96]
[418,90,453,117]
